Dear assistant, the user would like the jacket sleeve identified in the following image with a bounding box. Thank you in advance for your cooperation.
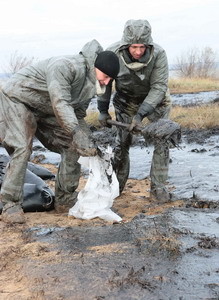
[97,81,113,113]
[137,49,169,117]
[46,60,79,135]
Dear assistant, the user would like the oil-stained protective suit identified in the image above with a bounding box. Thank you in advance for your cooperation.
[97,20,172,199]
[0,39,102,208]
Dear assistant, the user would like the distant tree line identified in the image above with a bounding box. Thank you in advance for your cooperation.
[2,47,218,79]
[174,46,218,79]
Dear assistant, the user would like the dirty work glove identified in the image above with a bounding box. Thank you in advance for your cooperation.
[128,114,143,132]
[72,127,97,157]
[98,112,112,127]
[97,99,111,127]
[129,102,155,132]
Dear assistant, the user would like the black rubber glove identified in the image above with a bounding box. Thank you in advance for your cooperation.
[72,127,97,157]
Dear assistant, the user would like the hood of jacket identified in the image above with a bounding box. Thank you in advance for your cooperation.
[80,39,103,71]
[120,19,153,49]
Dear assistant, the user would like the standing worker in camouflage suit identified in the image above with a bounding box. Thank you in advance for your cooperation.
[0,39,120,224]
[97,19,172,202]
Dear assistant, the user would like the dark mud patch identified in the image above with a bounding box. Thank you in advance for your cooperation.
[91,125,219,148]
[184,198,219,210]
[198,236,219,249]
[20,209,219,299]
[181,127,219,145]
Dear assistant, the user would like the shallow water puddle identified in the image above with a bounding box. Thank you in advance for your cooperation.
[129,135,219,201]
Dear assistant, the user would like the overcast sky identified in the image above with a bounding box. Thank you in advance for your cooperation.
[0,0,218,72]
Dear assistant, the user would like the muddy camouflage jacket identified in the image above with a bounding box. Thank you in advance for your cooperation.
[98,19,171,116]
[2,39,103,135]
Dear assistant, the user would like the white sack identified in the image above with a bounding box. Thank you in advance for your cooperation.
[69,146,122,222]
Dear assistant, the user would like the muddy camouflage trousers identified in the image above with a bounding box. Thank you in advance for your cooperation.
[113,96,171,193]
[0,91,89,206]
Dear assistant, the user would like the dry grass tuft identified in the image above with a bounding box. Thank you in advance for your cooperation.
[171,103,219,129]
[86,102,219,130]
[169,77,219,94]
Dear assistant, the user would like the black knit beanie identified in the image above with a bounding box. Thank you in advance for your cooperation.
[94,51,120,79]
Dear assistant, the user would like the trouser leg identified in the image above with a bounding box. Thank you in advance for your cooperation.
[113,110,133,193]
[0,93,37,204]
[1,147,33,203]
[150,141,169,189]
[36,117,89,207]
[147,105,171,201]
[55,149,80,206]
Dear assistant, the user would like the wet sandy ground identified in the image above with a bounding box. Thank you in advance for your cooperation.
[27,210,219,299]
[0,91,219,299]
[0,199,218,300]
[0,127,219,299]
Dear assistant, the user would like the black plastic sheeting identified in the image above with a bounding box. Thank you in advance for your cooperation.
[0,154,55,213]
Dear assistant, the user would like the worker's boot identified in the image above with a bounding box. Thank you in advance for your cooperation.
[1,201,25,224]
[55,191,78,213]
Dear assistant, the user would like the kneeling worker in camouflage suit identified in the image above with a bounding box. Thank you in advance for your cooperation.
[0,39,120,224]
[97,19,172,202]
